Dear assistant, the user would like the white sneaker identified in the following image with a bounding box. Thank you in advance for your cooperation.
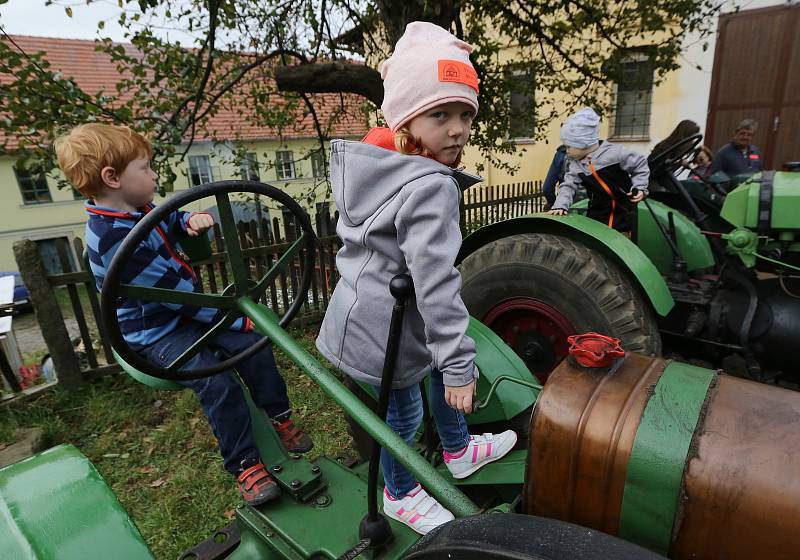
[443,431,518,479]
[382,484,454,535]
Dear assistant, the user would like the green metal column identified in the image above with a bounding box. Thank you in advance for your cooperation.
[618,361,716,555]
[238,297,480,518]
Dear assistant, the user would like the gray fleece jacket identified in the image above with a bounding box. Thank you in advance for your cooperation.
[316,139,480,389]
[552,141,650,211]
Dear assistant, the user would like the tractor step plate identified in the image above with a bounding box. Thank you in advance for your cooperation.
[236,455,419,559]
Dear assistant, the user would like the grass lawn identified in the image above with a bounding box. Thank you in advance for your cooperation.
[0,325,355,559]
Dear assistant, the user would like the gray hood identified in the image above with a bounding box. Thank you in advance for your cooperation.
[317,139,481,389]
[333,140,481,226]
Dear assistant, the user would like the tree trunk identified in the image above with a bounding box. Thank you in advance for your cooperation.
[375,0,461,47]
[13,239,83,388]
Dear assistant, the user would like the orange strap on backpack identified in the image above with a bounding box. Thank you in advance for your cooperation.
[588,158,616,228]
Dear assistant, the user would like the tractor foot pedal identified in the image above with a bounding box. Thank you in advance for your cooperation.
[178,521,240,560]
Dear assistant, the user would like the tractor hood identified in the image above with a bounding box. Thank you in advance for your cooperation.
[721,171,800,230]
[329,139,480,227]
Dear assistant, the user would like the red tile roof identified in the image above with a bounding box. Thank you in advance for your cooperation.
[0,35,369,150]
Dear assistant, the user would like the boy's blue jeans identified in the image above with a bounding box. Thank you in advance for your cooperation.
[140,321,290,475]
[377,369,470,499]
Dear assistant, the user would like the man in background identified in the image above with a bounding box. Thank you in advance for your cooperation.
[710,119,763,176]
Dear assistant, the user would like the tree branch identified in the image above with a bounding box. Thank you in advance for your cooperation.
[275,62,383,106]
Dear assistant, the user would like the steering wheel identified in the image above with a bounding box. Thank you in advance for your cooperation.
[648,132,703,174]
[101,180,317,381]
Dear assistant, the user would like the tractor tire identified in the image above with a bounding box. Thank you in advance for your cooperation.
[459,233,661,380]
[403,514,665,559]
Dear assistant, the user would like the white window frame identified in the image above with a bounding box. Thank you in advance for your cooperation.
[310,149,327,178]
[15,168,52,204]
[275,150,296,180]
[240,152,260,181]
[189,155,214,186]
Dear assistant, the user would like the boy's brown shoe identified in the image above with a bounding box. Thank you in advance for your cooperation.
[237,459,280,506]
[273,418,314,453]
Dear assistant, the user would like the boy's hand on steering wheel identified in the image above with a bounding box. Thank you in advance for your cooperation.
[445,380,477,414]
[547,208,567,216]
[187,213,215,236]
[628,189,646,203]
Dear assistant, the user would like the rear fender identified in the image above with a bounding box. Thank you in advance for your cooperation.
[457,214,674,317]
[355,318,540,425]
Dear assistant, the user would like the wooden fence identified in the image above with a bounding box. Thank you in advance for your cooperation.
[461,180,545,233]
[9,180,543,393]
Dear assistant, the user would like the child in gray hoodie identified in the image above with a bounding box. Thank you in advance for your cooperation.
[548,107,649,234]
[316,22,516,535]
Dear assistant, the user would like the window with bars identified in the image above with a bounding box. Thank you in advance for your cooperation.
[310,149,327,178]
[239,152,260,181]
[610,57,654,139]
[275,151,296,180]
[15,168,52,204]
[189,155,214,186]
[508,69,535,140]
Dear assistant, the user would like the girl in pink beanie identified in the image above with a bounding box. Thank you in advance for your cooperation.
[316,21,516,535]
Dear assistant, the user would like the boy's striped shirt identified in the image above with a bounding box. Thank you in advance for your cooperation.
[85,201,251,350]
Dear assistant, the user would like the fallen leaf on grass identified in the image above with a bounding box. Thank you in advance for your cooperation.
[139,466,156,474]
[223,509,236,520]
[150,478,167,488]
[102,453,121,458]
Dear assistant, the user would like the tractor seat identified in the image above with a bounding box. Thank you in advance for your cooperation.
[114,349,184,391]
[83,249,186,392]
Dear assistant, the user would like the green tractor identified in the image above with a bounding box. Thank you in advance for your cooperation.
[458,134,800,384]
[3,180,800,560]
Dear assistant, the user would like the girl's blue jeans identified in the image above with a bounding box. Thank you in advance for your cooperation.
[376,369,470,499]
[140,321,290,475]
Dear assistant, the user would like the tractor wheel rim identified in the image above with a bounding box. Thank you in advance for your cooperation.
[483,298,576,382]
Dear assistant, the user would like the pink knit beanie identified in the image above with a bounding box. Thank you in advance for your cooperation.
[380,22,479,131]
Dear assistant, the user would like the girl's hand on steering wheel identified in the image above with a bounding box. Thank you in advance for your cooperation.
[547,208,567,216]
[445,380,477,414]
[187,213,215,236]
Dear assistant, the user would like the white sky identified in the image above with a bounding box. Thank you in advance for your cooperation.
[0,0,186,43]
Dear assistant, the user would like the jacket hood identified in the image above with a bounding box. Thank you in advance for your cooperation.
[589,140,614,160]
[329,139,481,226]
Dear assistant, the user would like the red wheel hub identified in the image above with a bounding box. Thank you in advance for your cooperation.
[483,298,576,383]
